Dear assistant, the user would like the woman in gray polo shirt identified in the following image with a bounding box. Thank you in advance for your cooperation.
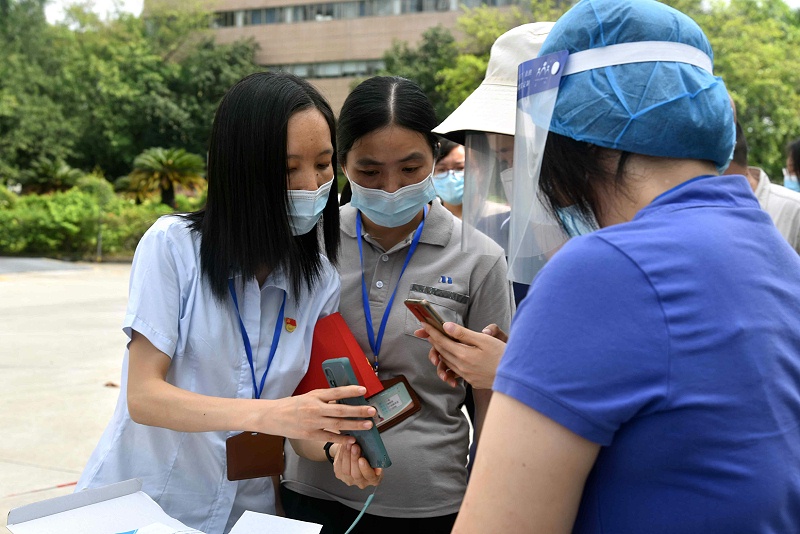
[281,76,514,533]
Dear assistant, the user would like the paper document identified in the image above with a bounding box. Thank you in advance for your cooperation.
[117,523,205,534]
[229,511,322,534]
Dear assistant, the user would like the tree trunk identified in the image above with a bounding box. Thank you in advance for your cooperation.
[161,182,176,209]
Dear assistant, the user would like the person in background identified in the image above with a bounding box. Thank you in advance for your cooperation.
[415,23,553,394]
[76,72,377,534]
[726,121,800,253]
[282,76,514,534]
[434,23,553,310]
[437,1,800,532]
[784,137,800,192]
[433,138,466,218]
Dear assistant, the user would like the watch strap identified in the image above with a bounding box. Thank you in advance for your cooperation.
[323,441,335,464]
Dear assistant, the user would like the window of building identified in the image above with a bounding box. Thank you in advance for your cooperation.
[338,2,359,18]
[265,7,281,22]
[248,9,263,24]
[268,60,385,79]
[212,0,516,27]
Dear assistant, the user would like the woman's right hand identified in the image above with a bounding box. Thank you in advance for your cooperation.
[331,442,384,489]
[261,387,377,444]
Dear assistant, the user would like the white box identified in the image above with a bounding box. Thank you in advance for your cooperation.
[6,479,199,534]
[7,479,324,534]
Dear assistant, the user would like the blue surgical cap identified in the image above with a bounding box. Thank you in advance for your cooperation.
[540,0,735,170]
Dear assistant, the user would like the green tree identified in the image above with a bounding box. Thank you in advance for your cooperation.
[437,1,574,113]
[171,38,260,157]
[0,0,80,184]
[379,25,459,120]
[662,0,800,181]
[128,147,205,207]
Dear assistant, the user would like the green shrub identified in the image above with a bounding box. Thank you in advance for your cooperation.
[99,198,173,257]
[0,210,26,253]
[0,185,17,210]
[75,174,115,207]
[3,190,100,257]
[173,189,206,213]
[0,189,176,259]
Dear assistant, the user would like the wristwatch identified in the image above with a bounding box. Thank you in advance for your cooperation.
[323,442,335,464]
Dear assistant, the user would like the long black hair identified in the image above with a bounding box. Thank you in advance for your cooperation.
[787,138,800,176]
[182,71,340,302]
[337,76,439,167]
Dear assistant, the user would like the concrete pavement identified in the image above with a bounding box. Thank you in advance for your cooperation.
[0,258,131,532]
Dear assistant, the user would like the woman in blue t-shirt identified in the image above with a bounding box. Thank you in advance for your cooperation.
[422,1,800,533]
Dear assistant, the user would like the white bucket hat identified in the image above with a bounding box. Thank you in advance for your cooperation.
[433,22,555,144]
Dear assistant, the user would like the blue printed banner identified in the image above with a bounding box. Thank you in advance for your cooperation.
[517,50,569,101]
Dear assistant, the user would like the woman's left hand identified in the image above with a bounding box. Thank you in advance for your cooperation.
[415,322,507,389]
[333,442,384,489]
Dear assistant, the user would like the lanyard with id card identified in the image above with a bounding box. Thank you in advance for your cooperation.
[226,279,286,481]
[357,209,425,431]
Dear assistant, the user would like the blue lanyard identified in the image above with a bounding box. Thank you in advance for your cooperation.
[228,279,286,399]
[356,206,427,373]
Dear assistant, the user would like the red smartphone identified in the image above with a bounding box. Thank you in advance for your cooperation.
[404,298,457,340]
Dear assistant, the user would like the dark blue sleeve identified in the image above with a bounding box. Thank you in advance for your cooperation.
[494,235,670,445]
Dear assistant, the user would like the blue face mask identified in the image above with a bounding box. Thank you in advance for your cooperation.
[286,178,333,235]
[783,168,800,192]
[556,204,599,238]
[348,174,438,228]
[433,170,465,205]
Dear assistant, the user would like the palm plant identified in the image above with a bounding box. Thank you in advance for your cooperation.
[128,147,205,207]
[18,158,84,194]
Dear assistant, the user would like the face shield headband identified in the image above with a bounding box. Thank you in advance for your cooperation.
[506,41,715,285]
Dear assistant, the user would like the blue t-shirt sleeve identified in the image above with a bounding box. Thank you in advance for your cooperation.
[494,235,670,446]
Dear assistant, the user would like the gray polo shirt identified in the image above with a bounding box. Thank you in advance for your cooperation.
[283,199,514,518]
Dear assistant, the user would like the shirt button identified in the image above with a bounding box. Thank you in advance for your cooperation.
[381,255,389,262]
[376,281,384,288]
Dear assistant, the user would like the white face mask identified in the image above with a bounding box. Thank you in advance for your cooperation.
[346,166,437,228]
[286,178,334,235]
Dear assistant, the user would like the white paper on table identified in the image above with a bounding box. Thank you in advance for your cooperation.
[229,511,322,534]
[7,491,193,534]
[133,523,205,534]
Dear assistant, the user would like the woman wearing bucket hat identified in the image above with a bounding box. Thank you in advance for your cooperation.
[447,0,800,532]
[415,23,555,395]
[434,21,554,269]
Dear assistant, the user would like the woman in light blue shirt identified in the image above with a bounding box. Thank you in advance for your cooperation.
[77,72,377,533]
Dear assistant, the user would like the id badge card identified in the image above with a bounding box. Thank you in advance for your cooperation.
[367,375,421,432]
[225,431,285,481]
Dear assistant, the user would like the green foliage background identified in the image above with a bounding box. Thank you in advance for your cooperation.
[0,0,260,183]
[2,0,800,259]
[0,0,257,259]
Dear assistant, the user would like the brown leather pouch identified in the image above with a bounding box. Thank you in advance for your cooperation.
[225,432,285,481]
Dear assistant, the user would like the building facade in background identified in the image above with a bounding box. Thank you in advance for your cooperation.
[209,0,518,111]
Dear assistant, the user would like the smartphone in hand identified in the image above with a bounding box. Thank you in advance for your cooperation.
[322,358,392,469]
[404,298,457,340]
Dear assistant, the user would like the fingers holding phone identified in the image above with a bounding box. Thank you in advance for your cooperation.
[415,321,507,390]
[404,298,458,341]
[333,442,384,489]
[270,388,376,443]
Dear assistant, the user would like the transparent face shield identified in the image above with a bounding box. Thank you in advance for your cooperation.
[506,43,719,285]
[461,132,515,254]
[507,50,570,285]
